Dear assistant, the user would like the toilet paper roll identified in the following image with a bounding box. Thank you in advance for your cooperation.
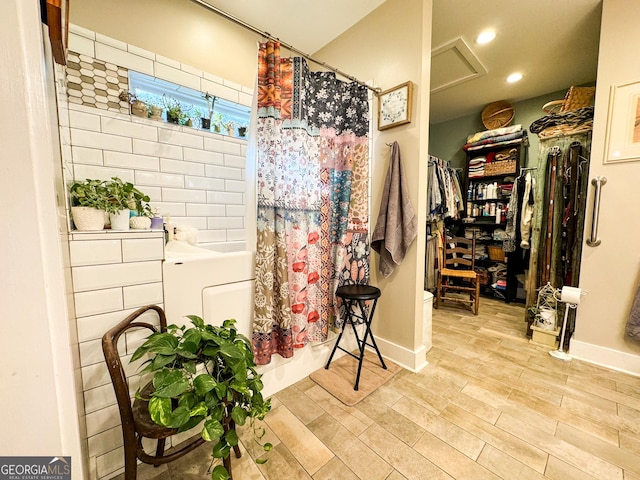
[560,286,582,305]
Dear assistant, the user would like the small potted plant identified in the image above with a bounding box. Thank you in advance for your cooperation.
[201,92,217,130]
[69,178,109,231]
[163,96,184,125]
[104,177,144,230]
[131,316,272,480]
[149,208,164,230]
[119,90,148,118]
[223,120,235,136]
[128,188,153,230]
[237,123,248,138]
[147,99,164,121]
[212,112,224,133]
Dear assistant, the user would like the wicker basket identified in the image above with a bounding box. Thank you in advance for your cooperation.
[488,245,505,262]
[481,101,515,129]
[484,159,516,176]
[561,86,595,112]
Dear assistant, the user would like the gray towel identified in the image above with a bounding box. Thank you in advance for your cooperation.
[625,283,640,340]
[371,142,417,278]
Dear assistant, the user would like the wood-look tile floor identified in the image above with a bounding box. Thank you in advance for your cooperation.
[126,298,640,480]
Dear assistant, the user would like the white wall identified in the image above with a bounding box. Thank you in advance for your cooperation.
[0,0,84,475]
[571,0,640,373]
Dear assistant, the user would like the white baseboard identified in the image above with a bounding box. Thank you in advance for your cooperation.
[570,339,640,377]
[374,336,429,373]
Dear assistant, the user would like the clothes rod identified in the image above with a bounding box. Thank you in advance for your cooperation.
[190,0,381,95]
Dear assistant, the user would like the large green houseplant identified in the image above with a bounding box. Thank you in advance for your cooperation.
[131,316,272,480]
[69,178,109,231]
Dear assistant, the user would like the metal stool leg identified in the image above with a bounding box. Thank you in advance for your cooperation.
[353,298,386,391]
[325,299,352,369]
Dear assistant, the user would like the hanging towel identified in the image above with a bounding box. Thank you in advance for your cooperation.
[371,141,417,278]
[625,283,640,340]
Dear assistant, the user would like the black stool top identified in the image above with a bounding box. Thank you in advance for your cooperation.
[335,284,381,300]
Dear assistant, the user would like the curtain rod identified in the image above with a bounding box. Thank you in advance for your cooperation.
[190,0,382,95]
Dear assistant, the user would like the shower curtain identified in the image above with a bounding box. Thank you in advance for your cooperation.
[252,41,370,365]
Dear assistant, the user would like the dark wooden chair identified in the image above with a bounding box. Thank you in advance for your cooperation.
[102,305,206,480]
[434,233,481,315]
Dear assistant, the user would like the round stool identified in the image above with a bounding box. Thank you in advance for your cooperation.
[325,284,387,390]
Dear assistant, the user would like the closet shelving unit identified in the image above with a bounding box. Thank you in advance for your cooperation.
[462,133,528,300]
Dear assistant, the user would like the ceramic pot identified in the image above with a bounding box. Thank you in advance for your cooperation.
[71,206,105,231]
[150,216,164,229]
[130,215,152,229]
[109,209,130,230]
[149,106,163,121]
[237,126,247,137]
[201,118,211,130]
[131,100,148,118]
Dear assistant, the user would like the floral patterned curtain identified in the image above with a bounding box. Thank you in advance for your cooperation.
[252,41,370,365]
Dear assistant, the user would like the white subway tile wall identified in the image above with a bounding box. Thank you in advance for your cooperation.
[70,232,165,480]
[65,23,250,245]
[62,25,255,480]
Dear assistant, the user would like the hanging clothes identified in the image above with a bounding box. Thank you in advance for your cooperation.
[427,156,464,222]
[252,41,370,365]
[520,171,536,249]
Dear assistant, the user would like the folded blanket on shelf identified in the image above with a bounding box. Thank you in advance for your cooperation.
[466,124,522,144]
[465,137,524,152]
[463,131,525,151]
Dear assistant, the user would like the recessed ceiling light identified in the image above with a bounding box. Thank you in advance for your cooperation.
[476,31,496,45]
[507,72,523,83]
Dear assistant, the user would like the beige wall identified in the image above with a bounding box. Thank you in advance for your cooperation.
[70,0,260,88]
[572,0,640,370]
[316,0,432,359]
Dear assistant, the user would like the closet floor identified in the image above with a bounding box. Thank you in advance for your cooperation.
[120,298,640,480]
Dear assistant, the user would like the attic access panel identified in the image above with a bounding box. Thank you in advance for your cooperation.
[430,37,487,94]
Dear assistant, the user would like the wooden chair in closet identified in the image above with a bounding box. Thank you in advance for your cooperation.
[434,232,481,315]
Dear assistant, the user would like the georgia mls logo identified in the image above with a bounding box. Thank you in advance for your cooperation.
[0,457,71,480]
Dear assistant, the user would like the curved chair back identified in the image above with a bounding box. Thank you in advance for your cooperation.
[102,305,204,480]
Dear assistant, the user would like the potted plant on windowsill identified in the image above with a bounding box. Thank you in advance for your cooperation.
[69,178,109,231]
[119,90,148,118]
[164,96,189,125]
[212,112,224,133]
[201,92,217,130]
[131,316,272,480]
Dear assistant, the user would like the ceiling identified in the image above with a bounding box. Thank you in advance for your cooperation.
[201,0,603,125]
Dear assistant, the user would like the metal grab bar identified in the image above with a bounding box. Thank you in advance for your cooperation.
[586,176,607,247]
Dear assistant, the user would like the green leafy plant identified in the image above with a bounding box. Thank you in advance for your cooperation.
[131,316,272,480]
[69,178,109,210]
[104,177,148,214]
[163,96,192,125]
[202,92,217,120]
[212,112,225,132]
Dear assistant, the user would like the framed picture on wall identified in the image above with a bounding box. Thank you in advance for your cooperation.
[378,81,413,130]
[604,80,640,164]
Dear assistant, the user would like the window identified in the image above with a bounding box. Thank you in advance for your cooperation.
[128,71,250,136]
